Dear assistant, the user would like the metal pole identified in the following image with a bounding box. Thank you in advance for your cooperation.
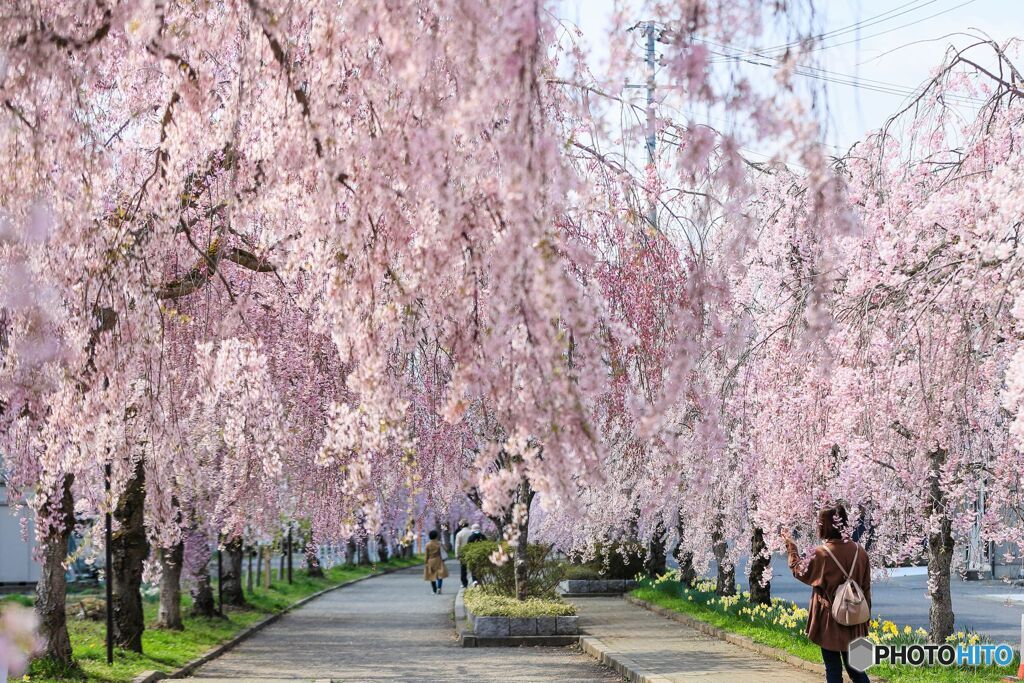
[217,546,223,615]
[287,525,293,584]
[104,463,113,666]
[644,20,658,230]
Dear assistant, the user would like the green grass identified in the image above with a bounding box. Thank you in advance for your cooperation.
[633,579,1020,683]
[22,555,421,683]
[463,586,576,617]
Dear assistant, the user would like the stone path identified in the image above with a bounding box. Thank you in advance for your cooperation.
[185,562,824,682]
[572,597,820,682]
[186,562,620,682]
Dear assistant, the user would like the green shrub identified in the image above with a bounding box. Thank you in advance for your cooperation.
[460,540,566,599]
[463,586,576,617]
[566,541,647,580]
[562,562,604,580]
[0,593,34,608]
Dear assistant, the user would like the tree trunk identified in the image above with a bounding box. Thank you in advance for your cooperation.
[155,541,184,630]
[748,527,771,605]
[513,476,532,601]
[646,522,668,578]
[221,536,246,607]
[35,474,75,664]
[675,521,696,588]
[190,564,217,617]
[262,545,272,589]
[712,524,736,596]
[375,534,390,563]
[247,547,254,592]
[305,542,324,577]
[440,520,453,553]
[111,458,149,653]
[926,448,955,644]
[677,550,696,587]
[346,538,358,565]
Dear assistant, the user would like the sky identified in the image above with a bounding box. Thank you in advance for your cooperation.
[555,0,1024,152]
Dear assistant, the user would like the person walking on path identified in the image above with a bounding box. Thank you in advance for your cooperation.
[467,522,486,545]
[454,520,473,588]
[423,529,449,594]
[783,505,872,683]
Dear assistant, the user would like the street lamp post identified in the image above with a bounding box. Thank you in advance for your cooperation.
[104,462,113,666]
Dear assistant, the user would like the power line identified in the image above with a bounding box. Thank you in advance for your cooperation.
[697,40,986,106]
[747,0,943,57]
[803,0,980,53]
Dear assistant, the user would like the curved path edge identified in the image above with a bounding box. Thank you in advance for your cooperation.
[132,562,423,683]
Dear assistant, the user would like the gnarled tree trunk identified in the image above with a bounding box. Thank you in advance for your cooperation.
[677,549,696,587]
[748,526,771,605]
[713,522,736,596]
[374,534,390,564]
[221,536,246,607]
[35,474,75,664]
[926,448,955,643]
[305,541,324,577]
[111,458,149,653]
[675,521,696,588]
[190,565,217,617]
[155,541,184,630]
[262,545,272,588]
[513,475,533,601]
[646,522,668,578]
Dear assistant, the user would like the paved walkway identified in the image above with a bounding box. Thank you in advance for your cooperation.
[185,562,821,682]
[572,598,820,682]
[186,563,619,682]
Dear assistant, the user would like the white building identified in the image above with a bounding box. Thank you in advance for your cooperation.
[0,481,39,586]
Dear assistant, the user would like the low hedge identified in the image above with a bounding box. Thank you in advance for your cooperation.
[463,586,576,617]
[460,540,565,598]
[565,541,646,580]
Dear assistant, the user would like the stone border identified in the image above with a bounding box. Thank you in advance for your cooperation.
[131,561,422,683]
[618,595,890,682]
[559,579,638,597]
[580,635,675,683]
[455,588,579,647]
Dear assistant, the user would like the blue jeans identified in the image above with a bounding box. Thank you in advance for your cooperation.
[822,648,869,683]
[432,578,443,592]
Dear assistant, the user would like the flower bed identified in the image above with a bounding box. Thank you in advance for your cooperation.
[463,586,576,617]
[636,575,1019,683]
[462,587,578,638]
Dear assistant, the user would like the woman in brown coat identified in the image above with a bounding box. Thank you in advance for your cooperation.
[423,530,450,594]
[783,505,871,683]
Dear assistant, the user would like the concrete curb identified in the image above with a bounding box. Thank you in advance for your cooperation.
[580,635,675,683]
[619,594,890,682]
[131,561,423,683]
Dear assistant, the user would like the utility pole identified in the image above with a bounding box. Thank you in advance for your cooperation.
[626,20,661,230]
[644,20,657,171]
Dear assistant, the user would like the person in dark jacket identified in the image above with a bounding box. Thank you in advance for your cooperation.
[783,505,871,683]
